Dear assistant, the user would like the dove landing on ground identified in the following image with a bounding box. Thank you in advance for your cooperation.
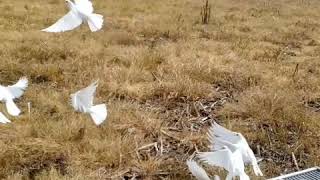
[0,112,11,124]
[42,0,103,32]
[198,146,250,180]
[70,81,107,126]
[208,122,263,176]
[0,77,28,116]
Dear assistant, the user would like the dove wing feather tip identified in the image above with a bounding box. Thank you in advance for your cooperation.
[0,113,11,124]
[186,160,210,180]
[89,104,107,126]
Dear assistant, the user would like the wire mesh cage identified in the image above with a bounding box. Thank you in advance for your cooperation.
[269,167,320,180]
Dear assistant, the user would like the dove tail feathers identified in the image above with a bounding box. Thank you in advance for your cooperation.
[87,13,103,32]
[6,99,20,116]
[89,104,107,126]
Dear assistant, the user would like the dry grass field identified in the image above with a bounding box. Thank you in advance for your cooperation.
[0,0,320,179]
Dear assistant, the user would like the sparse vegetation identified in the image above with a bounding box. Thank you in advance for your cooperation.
[0,0,320,179]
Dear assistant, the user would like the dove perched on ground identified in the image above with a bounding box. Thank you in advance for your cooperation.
[208,122,263,176]
[70,80,107,126]
[0,112,11,124]
[187,160,210,180]
[42,0,104,32]
[0,77,28,116]
[198,146,250,180]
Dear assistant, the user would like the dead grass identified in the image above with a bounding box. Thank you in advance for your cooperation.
[0,0,320,179]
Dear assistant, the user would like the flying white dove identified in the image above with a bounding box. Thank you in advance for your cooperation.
[0,77,28,116]
[208,122,263,176]
[42,0,103,32]
[187,160,211,180]
[70,80,107,126]
[0,112,11,124]
[198,146,250,180]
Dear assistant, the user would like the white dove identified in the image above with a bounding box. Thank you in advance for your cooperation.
[0,112,11,124]
[208,122,263,176]
[0,77,28,116]
[42,0,103,32]
[70,81,107,126]
[198,146,250,180]
[187,160,211,180]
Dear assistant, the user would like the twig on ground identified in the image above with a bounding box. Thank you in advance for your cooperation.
[291,152,300,171]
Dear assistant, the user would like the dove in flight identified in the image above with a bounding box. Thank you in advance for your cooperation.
[208,122,263,176]
[42,0,104,32]
[0,77,28,116]
[187,160,211,180]
[70,80,107,126]
[0,112,11,124]
[198,146,250,180]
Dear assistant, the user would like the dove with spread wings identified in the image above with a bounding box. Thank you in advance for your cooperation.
[0,77,28,116]
[70,81,107,126]
[208,122,263,177]
[198,145,250,180]
[42,0,103,32]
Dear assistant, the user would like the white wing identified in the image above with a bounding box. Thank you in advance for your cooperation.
[208,122,242,144]
[247,148,263,176]
[211,122,238,137]
[74,0,93,14]
[212,137,239,152]
[232,149,246,172]
[0,112,11,124]
[0,86,6,100]
[186,160,210,180]
[7,77,28,99]
[71,81,98,112]
[198,148,233,172]
[42,11,83,32]
[208,122,242,149]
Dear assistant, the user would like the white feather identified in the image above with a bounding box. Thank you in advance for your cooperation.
[198,147,250,180]
[74,0,93,14]
[70,81,107,125]
[89,104,107,126]
[42,0,103,32]
[6,100,20,116]
[42,11,82,32]
[87,13,104,32]
[186,160,210,180]
[213,175,221,180]
[71,80,98,112]
[209,122,263,176]
[0,77,28,116]
[7,77,28,99]
[0,112,11,124]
